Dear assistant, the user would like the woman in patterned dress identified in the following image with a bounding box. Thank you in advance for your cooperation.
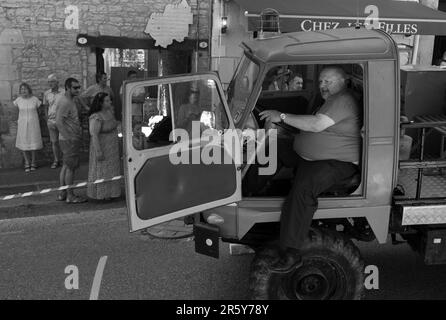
[13,83,43,172]
[87,92,121,200]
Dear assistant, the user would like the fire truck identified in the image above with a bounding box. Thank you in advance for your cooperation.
[121,27,446,299]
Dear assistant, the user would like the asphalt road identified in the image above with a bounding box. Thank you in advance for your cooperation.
[1,209,446,300]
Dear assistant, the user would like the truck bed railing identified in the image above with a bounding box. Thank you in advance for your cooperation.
[398,117,446,202]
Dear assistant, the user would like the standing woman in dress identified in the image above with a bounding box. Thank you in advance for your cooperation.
[87,92,121,200]
[14,83,43,172]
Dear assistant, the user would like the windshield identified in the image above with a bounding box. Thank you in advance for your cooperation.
[227,55,259,125]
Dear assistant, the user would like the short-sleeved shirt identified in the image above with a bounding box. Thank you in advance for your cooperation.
[55,95,82,141]
[43,87,65,123]
[293,89,362,163]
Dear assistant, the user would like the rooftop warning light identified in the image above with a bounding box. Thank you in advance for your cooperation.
[259,8,281,39]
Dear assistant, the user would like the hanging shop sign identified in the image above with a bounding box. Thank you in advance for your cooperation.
[297,19,418,35]
[144,0,193,48]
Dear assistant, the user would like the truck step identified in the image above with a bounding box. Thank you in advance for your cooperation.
[229,244,255,256]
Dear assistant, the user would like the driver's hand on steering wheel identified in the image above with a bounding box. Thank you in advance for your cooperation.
[259,110,281,123]
[264,118,277,131]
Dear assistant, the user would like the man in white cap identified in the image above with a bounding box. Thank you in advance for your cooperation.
[43,74,65,168]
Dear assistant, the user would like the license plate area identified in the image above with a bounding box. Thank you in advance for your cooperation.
[194,223,220,259]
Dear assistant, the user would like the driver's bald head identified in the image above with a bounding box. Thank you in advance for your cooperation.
[320,67,347,81]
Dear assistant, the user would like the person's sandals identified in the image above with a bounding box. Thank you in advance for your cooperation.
[24,164,31,173]
[50,161,59,169]
[30,163,37,171]
[66,196,87,204]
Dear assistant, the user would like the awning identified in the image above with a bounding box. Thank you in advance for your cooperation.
[234,0,446,35]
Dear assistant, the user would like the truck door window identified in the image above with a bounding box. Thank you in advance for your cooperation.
[130,79,229,150]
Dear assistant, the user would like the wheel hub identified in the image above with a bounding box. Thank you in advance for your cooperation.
[282,258,347,300]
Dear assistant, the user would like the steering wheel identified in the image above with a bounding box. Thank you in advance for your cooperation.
[253,106,299,134]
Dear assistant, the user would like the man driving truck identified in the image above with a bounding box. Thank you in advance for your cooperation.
[259,66,362,273]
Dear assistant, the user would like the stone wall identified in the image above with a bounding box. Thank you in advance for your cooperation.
[0,0,211,168]
[211,0,253,86]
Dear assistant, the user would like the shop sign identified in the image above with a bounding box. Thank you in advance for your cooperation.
[298,19,418,35]
[296,5,417,35]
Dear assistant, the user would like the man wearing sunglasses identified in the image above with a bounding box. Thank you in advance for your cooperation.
[55,78,87,204]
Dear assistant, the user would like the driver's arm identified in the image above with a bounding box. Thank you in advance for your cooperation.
[282,113,334,132]
[259,111,334,133]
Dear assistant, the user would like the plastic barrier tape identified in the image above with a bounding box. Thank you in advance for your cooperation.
[0,176,123,201]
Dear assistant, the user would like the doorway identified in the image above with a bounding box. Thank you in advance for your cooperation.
[101,48,193,120]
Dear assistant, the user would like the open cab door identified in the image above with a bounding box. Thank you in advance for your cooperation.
[122,73,242,232]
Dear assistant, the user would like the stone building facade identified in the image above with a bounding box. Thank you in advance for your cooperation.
[0,0,211,168]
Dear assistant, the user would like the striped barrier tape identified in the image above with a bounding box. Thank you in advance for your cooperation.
[0,175,124,201]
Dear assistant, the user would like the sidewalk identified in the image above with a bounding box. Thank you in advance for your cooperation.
[0,161,89,193]
[0,161,126,220]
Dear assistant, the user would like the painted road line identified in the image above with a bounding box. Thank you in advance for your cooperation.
[89,256,108,300]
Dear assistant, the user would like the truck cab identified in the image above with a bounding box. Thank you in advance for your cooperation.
[122,28,446,300]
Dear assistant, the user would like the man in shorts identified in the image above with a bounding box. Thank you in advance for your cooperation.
[55,77,87,203]
[43,74,65,168]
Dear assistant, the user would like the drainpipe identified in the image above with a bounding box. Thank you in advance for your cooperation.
[208,0,213,71]
[412,35,420,65]
[195,0,200,73]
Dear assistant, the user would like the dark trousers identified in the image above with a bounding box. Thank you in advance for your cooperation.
[274,139,359,250]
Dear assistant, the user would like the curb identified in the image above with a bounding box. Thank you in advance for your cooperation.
[0,180,62,190]
[0,176,123,201]
[0,190,126,221]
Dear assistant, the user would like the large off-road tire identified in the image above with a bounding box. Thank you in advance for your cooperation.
[249,228,365,300]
